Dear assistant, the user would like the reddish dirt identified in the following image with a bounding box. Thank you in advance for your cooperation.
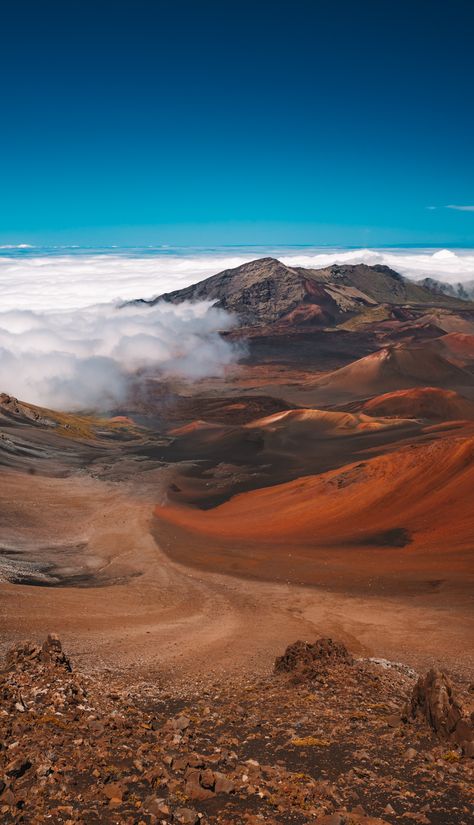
[1,634,473,825]
[155,434,474,553]
[436,332,474,366]
[360,388,474,421]
[303,344,474,404]
[1,261,474,823]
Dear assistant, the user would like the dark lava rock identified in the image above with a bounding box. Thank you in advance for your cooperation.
[40,632,72,671]
[6,758,32,779]
[405,667,474,755]
[406,668,463,737]
[274,637,353,680]
[5,633,71,673]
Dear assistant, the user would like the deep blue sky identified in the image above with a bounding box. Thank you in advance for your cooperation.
[1,0,473,246]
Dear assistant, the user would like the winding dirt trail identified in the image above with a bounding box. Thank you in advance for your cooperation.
[1,467,472,687]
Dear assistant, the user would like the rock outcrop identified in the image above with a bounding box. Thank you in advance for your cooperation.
[274,636,353,681]
[405,668,474,756]
[5,633,72,673]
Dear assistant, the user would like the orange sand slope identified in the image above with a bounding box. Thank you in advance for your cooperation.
[313,344,473,400]
[170,408,412,439]
[244,408,412,433]
[157,434,474,554]
[361,387,474,421]
[436,332,474,366]
[164,408,422,476]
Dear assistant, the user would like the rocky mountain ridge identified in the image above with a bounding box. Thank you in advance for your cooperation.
[136,258,473,328]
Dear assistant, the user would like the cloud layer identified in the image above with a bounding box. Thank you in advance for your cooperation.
[281,248,474,286]
[446,205,474,212]
[0,301,238,410]
[1,247,474,315]
[1,247,473,410]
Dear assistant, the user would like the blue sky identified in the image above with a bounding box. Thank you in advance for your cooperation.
[1,0,473,246]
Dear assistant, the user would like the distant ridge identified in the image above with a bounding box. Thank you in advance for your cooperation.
[135,257,472,328]
[420,276,474,301]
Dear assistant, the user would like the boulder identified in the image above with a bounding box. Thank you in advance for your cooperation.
[275,637,353,679]
[405,668,474,755]
[405,669,462,737]
[5,634,71,673]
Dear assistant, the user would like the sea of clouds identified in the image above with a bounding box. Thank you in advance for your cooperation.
[0,246,473,410]
[1,247,474,312]
[0,300,238,410]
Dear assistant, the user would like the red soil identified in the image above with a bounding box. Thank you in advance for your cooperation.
[156,434,474,556]
[361,387,474,421]
[245,407,411,433]
[436,332,474,366]
[314,344,473,400]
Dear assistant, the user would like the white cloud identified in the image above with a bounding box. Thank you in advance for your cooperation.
[0,253,254,312]
[1,247,474,315]
[278,248,474,285]
[0,301,239,410]
[446,205,474,212]
[0,244,34,249]
[1,246,474,410]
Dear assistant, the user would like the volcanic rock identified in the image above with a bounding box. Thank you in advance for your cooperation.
[0,393,56,427]
[173,807,200,824]
[406,668,463,737]
[313,815,392,825]
[214,772,236,794]
[184,767,215,800]
[405,668,474,756]
[5,633,71,673]
[5,758,31,779]
[40,632,72,671]
[1,635,472,822]
[138,257,468,328]
[274,637,353,681]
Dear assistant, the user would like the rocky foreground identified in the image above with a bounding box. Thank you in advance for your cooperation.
[0,637,472,825]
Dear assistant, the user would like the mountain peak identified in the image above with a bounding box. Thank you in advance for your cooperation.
[139,257,471,328]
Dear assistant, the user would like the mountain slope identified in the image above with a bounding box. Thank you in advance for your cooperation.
[420,276,474,301]
[156,434,474,554]
[139,257,470,328]
[360,387,474,420]
[309,342,474,401]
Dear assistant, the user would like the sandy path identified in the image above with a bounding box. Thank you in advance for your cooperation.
[0,467,472,687]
